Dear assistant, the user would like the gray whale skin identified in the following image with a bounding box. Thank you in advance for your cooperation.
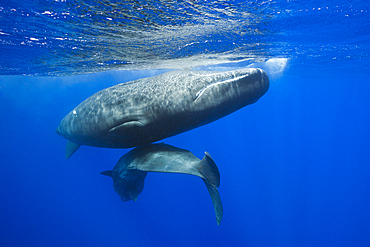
[101,143,223,225]
[56,68,269,158]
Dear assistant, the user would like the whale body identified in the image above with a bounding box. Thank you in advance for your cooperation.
[56,68,269,158]
[100,143,223,225]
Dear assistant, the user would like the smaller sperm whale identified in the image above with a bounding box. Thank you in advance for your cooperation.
[101,143,223,225]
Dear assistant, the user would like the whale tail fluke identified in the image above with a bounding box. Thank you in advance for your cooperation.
[65,140,81,159]
[198,152,220,187]
[100,170,113,177]
[203,179,223,226]
[198,152,223,225]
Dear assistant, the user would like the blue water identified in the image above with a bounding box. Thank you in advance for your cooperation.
[1,1,370,246]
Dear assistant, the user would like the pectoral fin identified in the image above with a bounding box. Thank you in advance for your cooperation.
[65,140,81,159]
[108,121,144,138]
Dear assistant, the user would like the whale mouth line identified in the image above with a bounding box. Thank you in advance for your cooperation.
[193,74,249,101]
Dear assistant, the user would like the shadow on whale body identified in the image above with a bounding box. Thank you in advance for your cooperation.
[101,143,223,225]
[56,68,269,158]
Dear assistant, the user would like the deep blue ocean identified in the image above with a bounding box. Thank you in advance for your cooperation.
[1,0,370,246]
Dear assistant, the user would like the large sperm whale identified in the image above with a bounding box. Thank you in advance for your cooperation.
[56,68,269,158]
[100,143,223,225]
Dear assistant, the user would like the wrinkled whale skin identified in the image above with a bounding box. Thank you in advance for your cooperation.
[57,68,269,149]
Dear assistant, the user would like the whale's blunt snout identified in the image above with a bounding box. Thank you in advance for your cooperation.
[238,68,269,93]
[259,68,270,92]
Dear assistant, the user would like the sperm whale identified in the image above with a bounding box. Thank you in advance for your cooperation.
[101,143,223,225]
[56,68,269,158]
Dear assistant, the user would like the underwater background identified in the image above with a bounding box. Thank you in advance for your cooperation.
[1,0,370,246]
